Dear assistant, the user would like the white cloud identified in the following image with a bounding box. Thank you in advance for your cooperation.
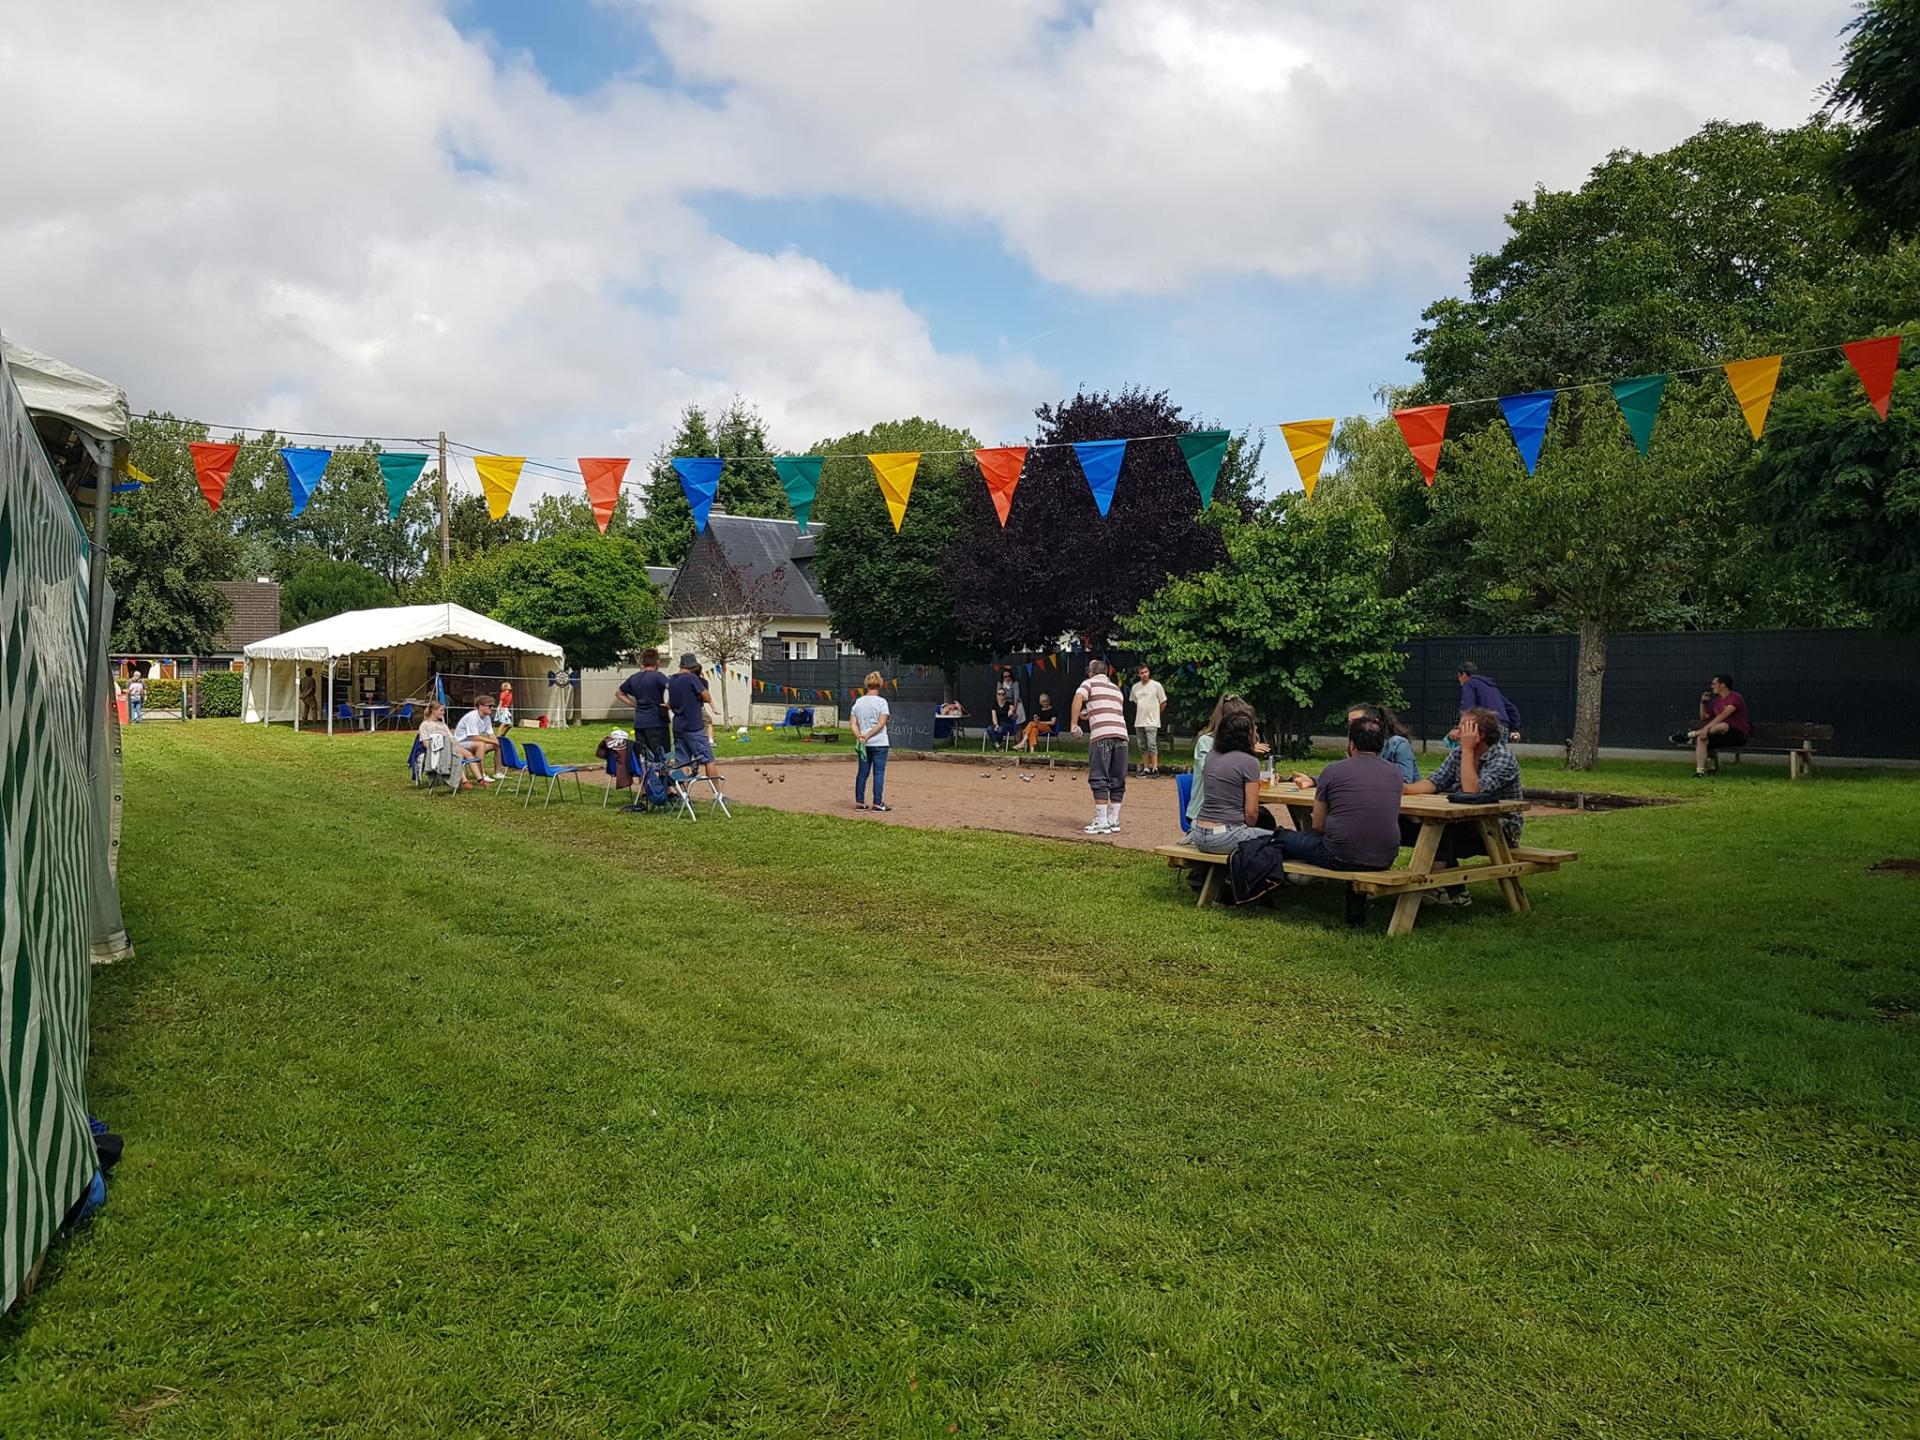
[0,0,1852,509]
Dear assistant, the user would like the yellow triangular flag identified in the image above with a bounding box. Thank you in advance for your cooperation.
[867,452,920,533]
[1723,356,1782,440]
[118,460,157,485]
[474,456,525,519]
[1280,419,1336,499]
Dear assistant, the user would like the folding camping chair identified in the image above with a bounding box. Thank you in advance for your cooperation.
[661,755,730,821]
[521,741,587,809]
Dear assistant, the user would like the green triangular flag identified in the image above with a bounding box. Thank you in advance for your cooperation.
[773,455,824,531]
[1611,374,1667,455]
[377,452,430,519]
[1176,429,1231,507]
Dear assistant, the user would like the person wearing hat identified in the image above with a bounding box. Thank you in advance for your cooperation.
[595,727,641,792]
[667,654,719,779]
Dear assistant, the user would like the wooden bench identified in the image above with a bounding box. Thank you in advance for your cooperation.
[1715,722,1833,780]
[1153,841,1580,936]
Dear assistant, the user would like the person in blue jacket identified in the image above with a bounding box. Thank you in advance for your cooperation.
[1456,661,1522,741]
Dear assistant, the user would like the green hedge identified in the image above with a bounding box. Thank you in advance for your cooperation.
[129,671,242,717]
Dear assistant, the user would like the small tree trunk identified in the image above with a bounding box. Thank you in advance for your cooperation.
[1567,619,1607,771]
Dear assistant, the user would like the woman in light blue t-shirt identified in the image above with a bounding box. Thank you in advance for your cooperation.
[1348,704,1420,783]
[850,671,892,813]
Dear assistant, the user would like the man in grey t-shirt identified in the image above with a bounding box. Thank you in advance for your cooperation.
[1279,715,1404,870]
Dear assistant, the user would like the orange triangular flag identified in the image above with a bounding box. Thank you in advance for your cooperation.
[474,456,525,519]
[1723,356,1782,439]
[578,457,629,532]
[974,446,1027,526]
[187,442,242,512]
[1280,419,1335,499]
[867,452,920,532]
[1843,336,1901,421]
[1393,405,1449,486]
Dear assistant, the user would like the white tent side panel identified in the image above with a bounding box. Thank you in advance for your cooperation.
[242,659,300,723]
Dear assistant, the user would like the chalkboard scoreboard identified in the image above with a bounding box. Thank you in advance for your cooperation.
[884,699,939,751]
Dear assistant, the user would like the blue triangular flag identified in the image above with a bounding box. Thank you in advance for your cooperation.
[279,446,332,518]
[1497,391,1555,475]
[671,456,723,532]
[1072,439,1127,518]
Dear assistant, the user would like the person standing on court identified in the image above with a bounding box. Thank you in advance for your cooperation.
[850,670,892,812]
[1129,663,1170,776]
[1070,659,1130,836]
[616,648,672,760]
[666,654,719,782]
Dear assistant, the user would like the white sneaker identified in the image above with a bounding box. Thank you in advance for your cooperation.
[478,774,495,785]
[1082,821,1109,834]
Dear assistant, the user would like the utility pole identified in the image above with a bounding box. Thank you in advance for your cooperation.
[437,430,450,574]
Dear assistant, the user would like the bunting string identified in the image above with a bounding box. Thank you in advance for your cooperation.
[139,331,1906,518]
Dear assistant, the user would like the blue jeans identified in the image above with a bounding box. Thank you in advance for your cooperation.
[129,698,143,723]
[856,745,889,805]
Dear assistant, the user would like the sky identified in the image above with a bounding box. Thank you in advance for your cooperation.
[0,0,1855,505]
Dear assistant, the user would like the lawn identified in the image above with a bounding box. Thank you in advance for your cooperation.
[3,721,1917,1438]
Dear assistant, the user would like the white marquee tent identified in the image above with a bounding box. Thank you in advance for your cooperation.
[243,603,565,731]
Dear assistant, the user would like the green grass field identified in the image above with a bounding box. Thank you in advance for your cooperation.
[4,722,1917,1438]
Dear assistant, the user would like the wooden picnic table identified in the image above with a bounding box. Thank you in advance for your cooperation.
[1155,785,1575,936]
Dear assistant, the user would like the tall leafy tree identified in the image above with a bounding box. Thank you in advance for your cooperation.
[112,415,241,654]
[1825,0,1920,246]
[1122,497,1408,756]
[445,533,666,669]
[280,558,394,628]
[943,387,1248,651]
[528,489,637,540]
[446,492,529,562]
[1751,341,1920,628]
[632,400,789,568]
[810,417,986,673]
[224,440,437,587]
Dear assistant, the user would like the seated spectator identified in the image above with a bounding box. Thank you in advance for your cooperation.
[1275,715,1406,870]
[596,727,640,791]
[453,695,501,780]
[1672,673,1749,778]
[418,700,486,789]
[1348,703,1419,783]
[988,693,1023,750]
[1406,706,1524,906]
[1187,693,1276,838]
[1189,704,1272,856]
[1016,693,1058,752]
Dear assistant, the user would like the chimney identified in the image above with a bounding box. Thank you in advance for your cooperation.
[707,502,728,516]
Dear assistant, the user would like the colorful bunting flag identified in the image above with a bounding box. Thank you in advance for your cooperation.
[672,456,723,532]
[474,455,525,520]
[1073,439,1127,517]
[773,456,824,531]
[1724,355,1783,439]
[118,460,157,486]
[1497,391,1555,475]
[1843,335,1901,420]
[187,441,241,512]
[868,452,920,532]
[1175,429,1230,508]
[974,446,1027,526]
[1392,405,1449,486]
[377,452,429,519]
[1611,374,1667,455]
[278,446,331,518]
[1279,419,1335,498]
[578,457,630,533]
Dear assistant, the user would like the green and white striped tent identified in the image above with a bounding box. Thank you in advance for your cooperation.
[0,333,128,1307]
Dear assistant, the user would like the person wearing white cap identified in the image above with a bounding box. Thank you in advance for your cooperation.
[595,727,640,794]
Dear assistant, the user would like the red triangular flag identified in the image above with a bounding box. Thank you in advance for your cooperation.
[1393,404,1450,486]
[578,457,629,532]
[974,446,1028,526]
[1843,336,1901,421]
[188,442,242,511]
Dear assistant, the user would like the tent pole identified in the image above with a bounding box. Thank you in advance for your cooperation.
[82,450,113,771]
[327,660,335,736]
[291,659,298,731]
[266,659,273,726]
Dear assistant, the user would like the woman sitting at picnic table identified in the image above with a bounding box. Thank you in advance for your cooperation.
[1186,694,1276,838]
[1348,703,1419,783]
[1189,704,1276,856]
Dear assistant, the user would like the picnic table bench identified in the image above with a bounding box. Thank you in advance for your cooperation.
[1154,787,1579,936]
[1718,722,1834,780]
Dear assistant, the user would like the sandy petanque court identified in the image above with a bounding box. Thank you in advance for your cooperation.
[616,752,1191,851]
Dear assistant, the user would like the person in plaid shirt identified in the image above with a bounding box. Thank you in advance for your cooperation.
[1407,706,1524,907]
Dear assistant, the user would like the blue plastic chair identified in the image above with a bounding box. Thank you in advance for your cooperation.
[1176,771,1193,834]
[388,701,415,730]
[334,702,354,723]
[521,740,586,809]
[495,734,531,800]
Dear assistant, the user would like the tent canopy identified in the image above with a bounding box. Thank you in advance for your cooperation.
[245,603,562,663]
[0,334,130,450]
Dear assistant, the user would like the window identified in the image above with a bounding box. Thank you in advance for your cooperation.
[781,636,815,661]
[836,640,863,656]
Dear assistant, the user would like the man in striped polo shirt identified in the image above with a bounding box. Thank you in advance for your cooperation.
[1070,659,1130,835]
